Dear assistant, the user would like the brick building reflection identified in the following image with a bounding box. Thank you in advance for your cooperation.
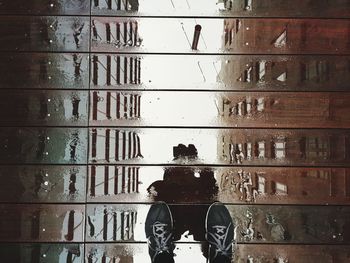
[218,131,350,165]
[219,18,350,90]
[217,168,350,204]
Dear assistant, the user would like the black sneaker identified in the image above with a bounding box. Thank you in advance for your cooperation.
[145,202,175,263]
[205,202,234,263]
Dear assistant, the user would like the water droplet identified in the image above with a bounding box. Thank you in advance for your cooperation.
[45,173,49,177]
[42,228,46,232]
[44,181,49,186]
[48,76,52,80]
[245,42,249,46]
[49,40,53,43]
[42,254,46,258]
[47,113,51,117]
[47,137,50,140]
[47,98,51,102]
[45,152,49,155]
[50,3,54,7]
[246,27,250,30]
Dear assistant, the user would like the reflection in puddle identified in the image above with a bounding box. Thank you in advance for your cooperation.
[147,144,217,203]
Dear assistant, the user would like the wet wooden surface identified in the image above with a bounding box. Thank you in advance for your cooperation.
[0,53,89,90]
[85,243,350,263]
[0,204,84,242]
[0,128,88,164]
[86,166,350,205]
[0,90,88,126]
[1,1,350,262]
[0,0,90,15]
[1,243,350,263]
[88,91,350,128]
[0,16,90,52]
[85,204,350,244]
[87,128,350,166]
[89,54,350,91]
[0,166,86,203]
[91,0,350,18]
[91,18,350,54]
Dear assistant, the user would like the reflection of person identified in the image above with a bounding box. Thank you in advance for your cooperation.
[145,202,234,263]
[146,144,218,241]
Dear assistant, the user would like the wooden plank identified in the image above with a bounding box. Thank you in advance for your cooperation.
[0,243,84,262]
[0,128,88,164]
[0,165,87,203]
[86,243,350,263]
[0,53,89,90]
[0,0,90,15]
[0,204,84,242]
[86,203,350,244]
[86,165,350,205]
[89,91,350,128]
[92,0,350,18]
[0,16,90,52]
[89,54,350,91]
[91,18,350,54]
[88,128,350,166]
[0,90,88,126]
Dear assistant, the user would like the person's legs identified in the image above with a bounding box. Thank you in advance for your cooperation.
[145,202,175,263]
[205,202,234,263]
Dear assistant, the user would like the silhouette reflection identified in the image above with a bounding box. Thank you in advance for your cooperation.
[147,144,218,242]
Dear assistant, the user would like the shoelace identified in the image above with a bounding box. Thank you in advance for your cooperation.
[149,221,173,260]
[208,223,233,258]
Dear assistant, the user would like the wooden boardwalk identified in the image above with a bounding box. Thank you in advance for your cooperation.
[0,0,350,262]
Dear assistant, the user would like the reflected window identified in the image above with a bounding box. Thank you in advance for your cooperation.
[301,60,329,83]
[247,142,252,159]
[274,29,287,48]
[258,175,265,193]
[258,141,265,158]
[305,137,330,159]
[258,61,266,81]
[308,170,330,180]
[275,141,286,159]
[276,72,287,82]
[275,182,288,195]
[257,98,264,112]
[244,66,252,82]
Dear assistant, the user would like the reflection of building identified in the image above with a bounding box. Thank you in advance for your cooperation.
[217,92,350,127]
[217,168,350,203]
[88,206,137,241]
[223,0,350,15]
[91,91,141,121]
[223,19,349,52]
[218,56,350,90]
[90,129,142,163]
[92,19,142,47]
[92,55,141,86]
[218,130,349,165]
[93,0,139,11]
[89,165,140,197]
